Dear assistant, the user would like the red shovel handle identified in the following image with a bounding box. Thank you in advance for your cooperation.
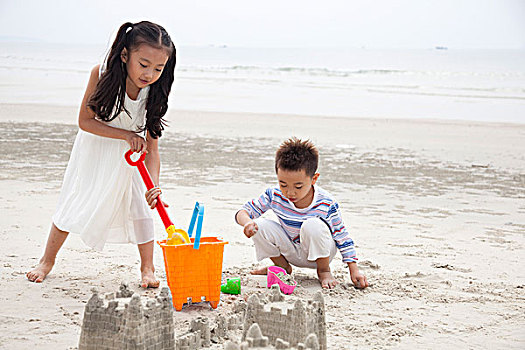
[124,150,173,229]
[125,150,153,189]
[124,150,146,166]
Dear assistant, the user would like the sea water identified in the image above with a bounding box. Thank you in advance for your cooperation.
[1,42,524,123]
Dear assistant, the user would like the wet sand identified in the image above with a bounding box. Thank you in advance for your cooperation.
[0,103,524,349]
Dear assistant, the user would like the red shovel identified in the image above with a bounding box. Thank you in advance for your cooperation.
[124,150,190,245]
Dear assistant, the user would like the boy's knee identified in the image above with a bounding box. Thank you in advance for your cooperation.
[252,218,284,242]
[300,217,337,263]
[253,218,275,233]
[300,217,331,239]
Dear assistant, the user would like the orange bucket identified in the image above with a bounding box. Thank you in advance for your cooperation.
[158,237,228,311]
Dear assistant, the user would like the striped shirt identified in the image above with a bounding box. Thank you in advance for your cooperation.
[241,185,357,263]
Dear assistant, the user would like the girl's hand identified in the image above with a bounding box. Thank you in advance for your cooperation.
[243,221,258,238]
[126,131,147,154]
[145,186,169,209]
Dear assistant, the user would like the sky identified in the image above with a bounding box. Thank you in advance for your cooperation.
[0,0,524,49]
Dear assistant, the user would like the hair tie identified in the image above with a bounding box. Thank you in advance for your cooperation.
[126,25,133,33]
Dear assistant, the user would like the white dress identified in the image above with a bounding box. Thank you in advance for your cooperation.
[53,86,154,251]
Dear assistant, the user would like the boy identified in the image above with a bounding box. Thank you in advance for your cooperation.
[235,138,368,289]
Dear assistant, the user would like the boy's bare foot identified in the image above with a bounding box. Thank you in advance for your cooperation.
[140,267,160,288]
[250,265,293,275]
[318,270,339,289]
[250,266,270,275]
[26,260,54,283]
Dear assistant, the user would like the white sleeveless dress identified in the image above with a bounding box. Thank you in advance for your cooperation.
[53,86,154,251]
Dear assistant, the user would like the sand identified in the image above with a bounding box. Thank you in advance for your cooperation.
[0,103,524,349]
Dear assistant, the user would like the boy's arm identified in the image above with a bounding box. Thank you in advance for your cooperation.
[235,210,252,226]
[235,210,258,238]
[327,202,369,289]
[235,188,273,238]
[326,202,357,263]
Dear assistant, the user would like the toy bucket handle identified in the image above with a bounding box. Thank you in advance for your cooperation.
[193,205,204,250]
[188,202,204,249]
[124,150,146,166]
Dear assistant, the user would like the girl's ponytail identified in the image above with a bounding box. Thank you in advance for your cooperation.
[88,22,133,122]
[109,22,133,54]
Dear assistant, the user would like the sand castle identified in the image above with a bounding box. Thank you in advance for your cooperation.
[78,283,241,350]
[78,283,175,350]
[78,283,325,350]
[224,323,321,350]
[237,285,326,350]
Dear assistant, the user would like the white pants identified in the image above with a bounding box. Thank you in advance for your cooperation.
[252,217,338,269]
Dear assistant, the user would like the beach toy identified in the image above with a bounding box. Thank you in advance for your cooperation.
[188,202,204,249]
[158,202,228,311]
[221,277,241,295]
[124,150,190,245]
[267,266,297,295]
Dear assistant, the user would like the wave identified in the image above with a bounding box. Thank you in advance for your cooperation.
[366,88,525,100]
[2,53,524,103]
[178,65,525,79]
[2,51,524,81]
[0,65,88,74]
[180,65,411,77]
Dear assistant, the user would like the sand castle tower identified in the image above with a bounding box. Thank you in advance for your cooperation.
[78,284,175,350]
[241,285,326,350]
[225,323,320,349]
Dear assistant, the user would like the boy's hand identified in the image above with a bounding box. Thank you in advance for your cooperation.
[348,262,369,289]
[243,221,258,238]
[351,272,369,289]
[145,186,169,209]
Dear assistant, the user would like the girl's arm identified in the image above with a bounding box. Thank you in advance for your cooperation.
[78,65,147,153]
[143,132,163,209]
[144,131,160,185]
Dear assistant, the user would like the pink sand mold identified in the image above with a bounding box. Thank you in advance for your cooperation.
[267,266,297,295]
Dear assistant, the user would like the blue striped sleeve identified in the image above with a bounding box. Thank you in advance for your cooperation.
[241,188,273,219]
[326,202,357,263]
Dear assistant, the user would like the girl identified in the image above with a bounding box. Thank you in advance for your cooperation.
[26,21,176,288]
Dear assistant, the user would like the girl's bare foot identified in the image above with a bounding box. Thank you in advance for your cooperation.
[317,270,339,289]
[250,264,292,275]
[140,267,160,288]
[26,260,54,283]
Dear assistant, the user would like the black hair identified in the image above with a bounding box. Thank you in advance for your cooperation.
[275,137,319,177]
[87,21,176,138]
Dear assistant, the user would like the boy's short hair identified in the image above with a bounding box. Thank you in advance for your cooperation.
[275,137,318,177]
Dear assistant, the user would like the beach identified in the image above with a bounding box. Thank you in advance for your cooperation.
[1,102,524,349]
[1,41,525,349]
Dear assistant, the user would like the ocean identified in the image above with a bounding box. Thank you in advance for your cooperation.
[1,42,524,123]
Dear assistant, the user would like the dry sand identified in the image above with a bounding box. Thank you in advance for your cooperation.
[0,103,524,349]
